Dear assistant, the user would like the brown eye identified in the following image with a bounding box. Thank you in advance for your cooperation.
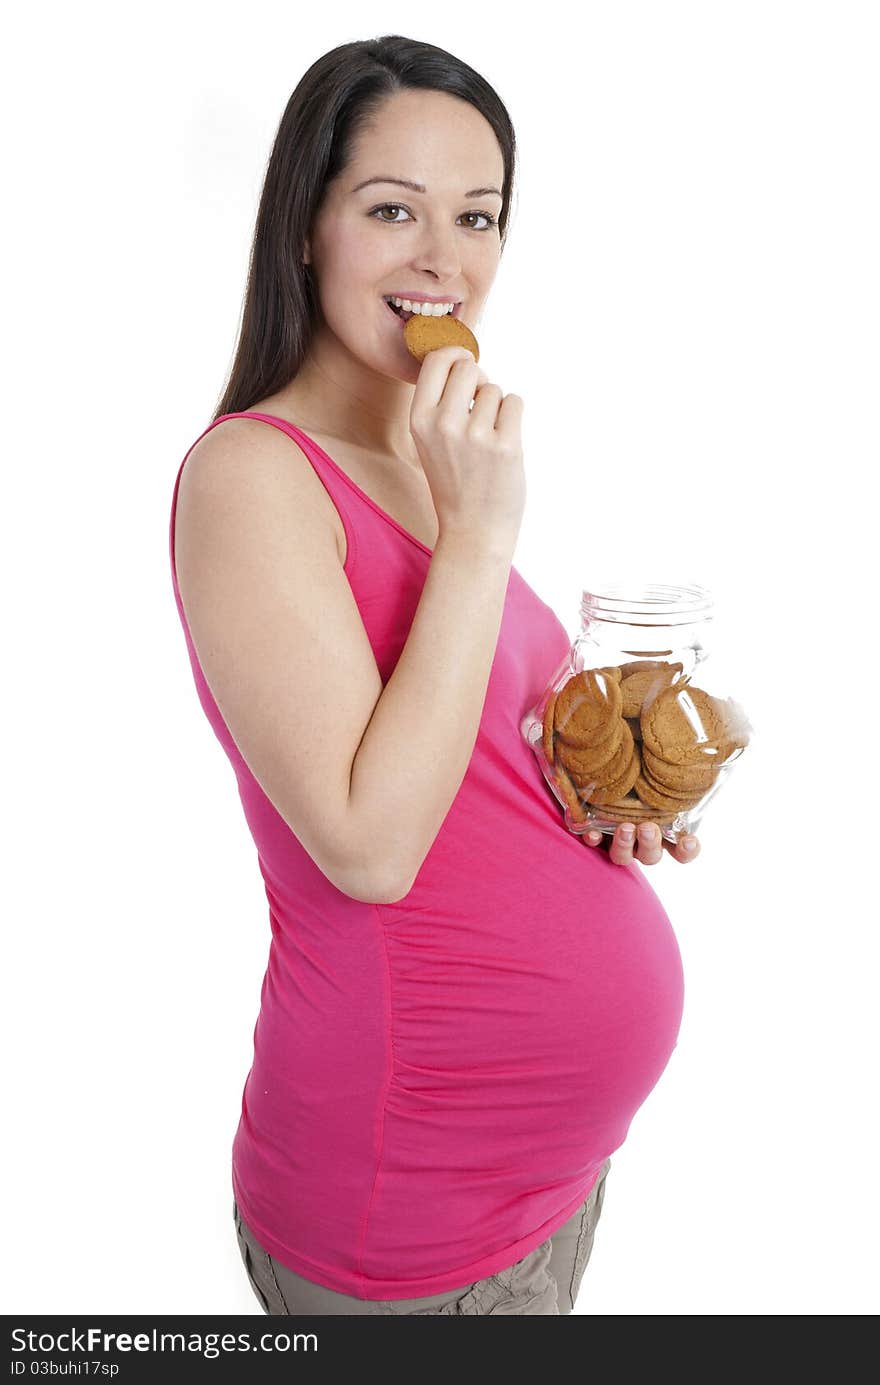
[462,211,497,231]
[371,204,410,223]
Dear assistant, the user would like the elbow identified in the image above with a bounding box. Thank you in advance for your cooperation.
[376,871,416,904]
[339,827,417,903]
[336,856,415,906]
[328,818,420,903]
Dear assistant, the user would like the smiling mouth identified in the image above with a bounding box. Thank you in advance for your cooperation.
[383,297,463,324]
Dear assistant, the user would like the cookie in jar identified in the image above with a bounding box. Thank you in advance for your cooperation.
[521,583,753,844]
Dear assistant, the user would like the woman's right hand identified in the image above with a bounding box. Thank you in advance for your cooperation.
[409,345,526,552]
[584,821,702,865]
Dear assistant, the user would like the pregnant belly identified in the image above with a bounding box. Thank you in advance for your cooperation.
[382,848,685,1170]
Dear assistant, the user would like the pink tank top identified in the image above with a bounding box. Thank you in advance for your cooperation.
[168,411,685,1299]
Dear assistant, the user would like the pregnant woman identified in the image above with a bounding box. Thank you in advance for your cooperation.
[168,34,699,1316]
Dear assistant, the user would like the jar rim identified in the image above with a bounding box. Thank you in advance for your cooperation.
[580,582,714,626]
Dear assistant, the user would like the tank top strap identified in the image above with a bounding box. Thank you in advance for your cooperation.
[248,410,440,556]
[219,411,364,572]
[170,410,371,577]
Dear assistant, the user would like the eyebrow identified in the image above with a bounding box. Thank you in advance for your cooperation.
[352,175,503,199]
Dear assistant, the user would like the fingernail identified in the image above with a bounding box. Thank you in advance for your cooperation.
[620,825,635,841]
[683,836,697,851]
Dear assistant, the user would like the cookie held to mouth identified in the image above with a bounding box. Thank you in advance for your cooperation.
[404,312,480,363]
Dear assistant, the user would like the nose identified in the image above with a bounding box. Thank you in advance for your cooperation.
[411,223,462,284]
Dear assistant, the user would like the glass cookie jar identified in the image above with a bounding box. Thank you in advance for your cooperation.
[520,582,753,845]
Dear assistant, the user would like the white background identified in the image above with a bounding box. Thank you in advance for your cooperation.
[3,0,878,1317]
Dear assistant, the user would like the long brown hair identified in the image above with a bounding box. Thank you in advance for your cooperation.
[211,34,518,422]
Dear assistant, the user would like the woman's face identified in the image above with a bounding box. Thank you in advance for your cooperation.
[304,88,505,386]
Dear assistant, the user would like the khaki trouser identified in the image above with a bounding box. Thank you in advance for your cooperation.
[233,1158,611,1316]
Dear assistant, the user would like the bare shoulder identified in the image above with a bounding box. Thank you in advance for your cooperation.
[177,415,345,565]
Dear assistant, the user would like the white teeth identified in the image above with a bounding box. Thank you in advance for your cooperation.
[388,296,456,316]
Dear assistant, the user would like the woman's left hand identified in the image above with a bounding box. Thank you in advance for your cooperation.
[583,820,701,866]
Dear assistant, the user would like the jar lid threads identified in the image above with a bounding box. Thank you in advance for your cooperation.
[580,582,714,629]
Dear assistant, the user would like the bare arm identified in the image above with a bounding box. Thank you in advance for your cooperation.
[174,349,523,905]
[173,419,514,905]
[347,531,514,900]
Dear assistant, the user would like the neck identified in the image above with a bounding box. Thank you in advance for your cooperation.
[280,333,421,465]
